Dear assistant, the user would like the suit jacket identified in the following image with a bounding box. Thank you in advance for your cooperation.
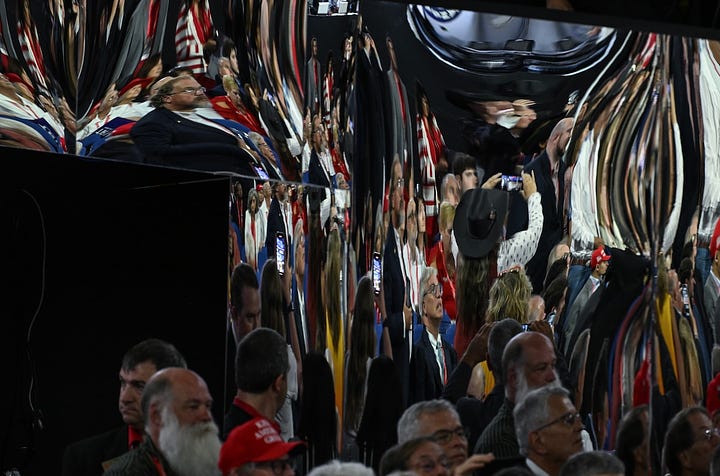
[61,426,129,476]
[293,277,309,359]
[383,226,410,406]
[304,56,321,114]
[265,197,289,261]
[560,274,594,355]
[130,107,258,175]
[383,69,413,169]
[409,328,457,404]
[518,151,566,292]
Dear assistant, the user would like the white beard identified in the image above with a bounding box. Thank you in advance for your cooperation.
[515,367,561,404]
[158,406,222,476]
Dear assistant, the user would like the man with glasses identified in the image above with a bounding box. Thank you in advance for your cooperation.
[130,75,266,177]
[513,385,584,475]
[663,406,720,476]
[218,417,304,476]
[397,399,495,475]
[409,265,457,403]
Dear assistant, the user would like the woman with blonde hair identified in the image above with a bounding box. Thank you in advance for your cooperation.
[324,228,345,447]
[486,266,533,324]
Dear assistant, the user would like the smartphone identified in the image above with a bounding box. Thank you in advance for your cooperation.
[253,165,269,180]
[500,174,523,192]
[276,232,286,276]
[372,252,382,295]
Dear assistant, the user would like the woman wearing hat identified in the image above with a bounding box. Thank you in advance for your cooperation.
[453,171,540,356]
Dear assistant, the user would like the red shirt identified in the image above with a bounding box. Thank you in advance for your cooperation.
[232,397,281,433]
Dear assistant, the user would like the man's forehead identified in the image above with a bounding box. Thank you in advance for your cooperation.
[419,410,460,431]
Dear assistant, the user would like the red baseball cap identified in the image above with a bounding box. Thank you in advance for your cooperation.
[591,247,611,268]
[707,373,720,417]
[218,417,304,476]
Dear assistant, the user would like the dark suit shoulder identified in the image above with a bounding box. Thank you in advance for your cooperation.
[62,427,128,476]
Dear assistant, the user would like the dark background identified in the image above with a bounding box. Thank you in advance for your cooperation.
[2,148,230,474]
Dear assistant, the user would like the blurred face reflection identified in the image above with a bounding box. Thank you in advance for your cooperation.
[167,78,209,111]
[229,49,239,74]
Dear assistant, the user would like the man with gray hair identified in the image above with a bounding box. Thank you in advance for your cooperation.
[398,399,494,475]
[559,451,623,476]
[104,368,221,476]
[513,386,584,476]
[474,332,559,458]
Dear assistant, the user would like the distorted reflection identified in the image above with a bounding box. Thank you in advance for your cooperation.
[0,0,73,153]
[77,0,307,182]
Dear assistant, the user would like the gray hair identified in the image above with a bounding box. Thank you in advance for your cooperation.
[559,451,624,476]
[513,385,570,456]
[417,265,438,315]
[397,399,458,443]
[247,131,265,149]
[308,460,375,476]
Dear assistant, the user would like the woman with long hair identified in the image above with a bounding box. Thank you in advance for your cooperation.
[298,352,337,473]
[324,228,344,446]
[486,266,533,324]
[260,259,298,441]
[454,250,494,357]
[343,276,376,458]
[356,355,404,473]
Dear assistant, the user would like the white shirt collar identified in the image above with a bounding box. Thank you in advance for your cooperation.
[526,458,550,476]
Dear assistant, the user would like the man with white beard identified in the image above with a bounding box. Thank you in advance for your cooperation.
[103,368,221,476]
[474,332,560,459]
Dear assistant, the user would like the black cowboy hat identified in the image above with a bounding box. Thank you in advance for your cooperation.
[453,187,509,259]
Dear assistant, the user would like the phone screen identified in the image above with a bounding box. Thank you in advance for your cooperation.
[372,252,382,295]
[500,175,523,192]
[254,166,269,180]
[276,232,286,276]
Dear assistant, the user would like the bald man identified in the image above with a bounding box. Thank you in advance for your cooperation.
[103,368,221,476]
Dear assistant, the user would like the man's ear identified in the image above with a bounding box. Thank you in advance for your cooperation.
[149,400,163,428]
[529,430,546,455]
[678,449,693,470]
[272,373,285,393]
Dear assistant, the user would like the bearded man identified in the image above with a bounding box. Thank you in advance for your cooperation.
[103,368,222,476]
[474,332,561,459]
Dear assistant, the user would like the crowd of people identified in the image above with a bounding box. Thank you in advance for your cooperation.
[0,0,713,474]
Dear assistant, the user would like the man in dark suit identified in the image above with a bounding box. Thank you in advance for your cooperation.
[384,157,413,407]
[265,181,290,262]
[61,339,186,476]
[383,37,414,182]
[511,117,574,292]
[410,266,457,403]
[130,75,265,177]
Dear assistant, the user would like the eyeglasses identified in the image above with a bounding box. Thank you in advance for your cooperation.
[700,428,720,441]
[411,456,450,475]
[430,426,467,444]
[498,265,522,278]
[171,86,206,95]
[423,282,443,298]
[533,412,582,432]
[254,459,296,475]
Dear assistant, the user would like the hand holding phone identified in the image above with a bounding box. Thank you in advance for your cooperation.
[372,252,382,295]
[276,232,286,276]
